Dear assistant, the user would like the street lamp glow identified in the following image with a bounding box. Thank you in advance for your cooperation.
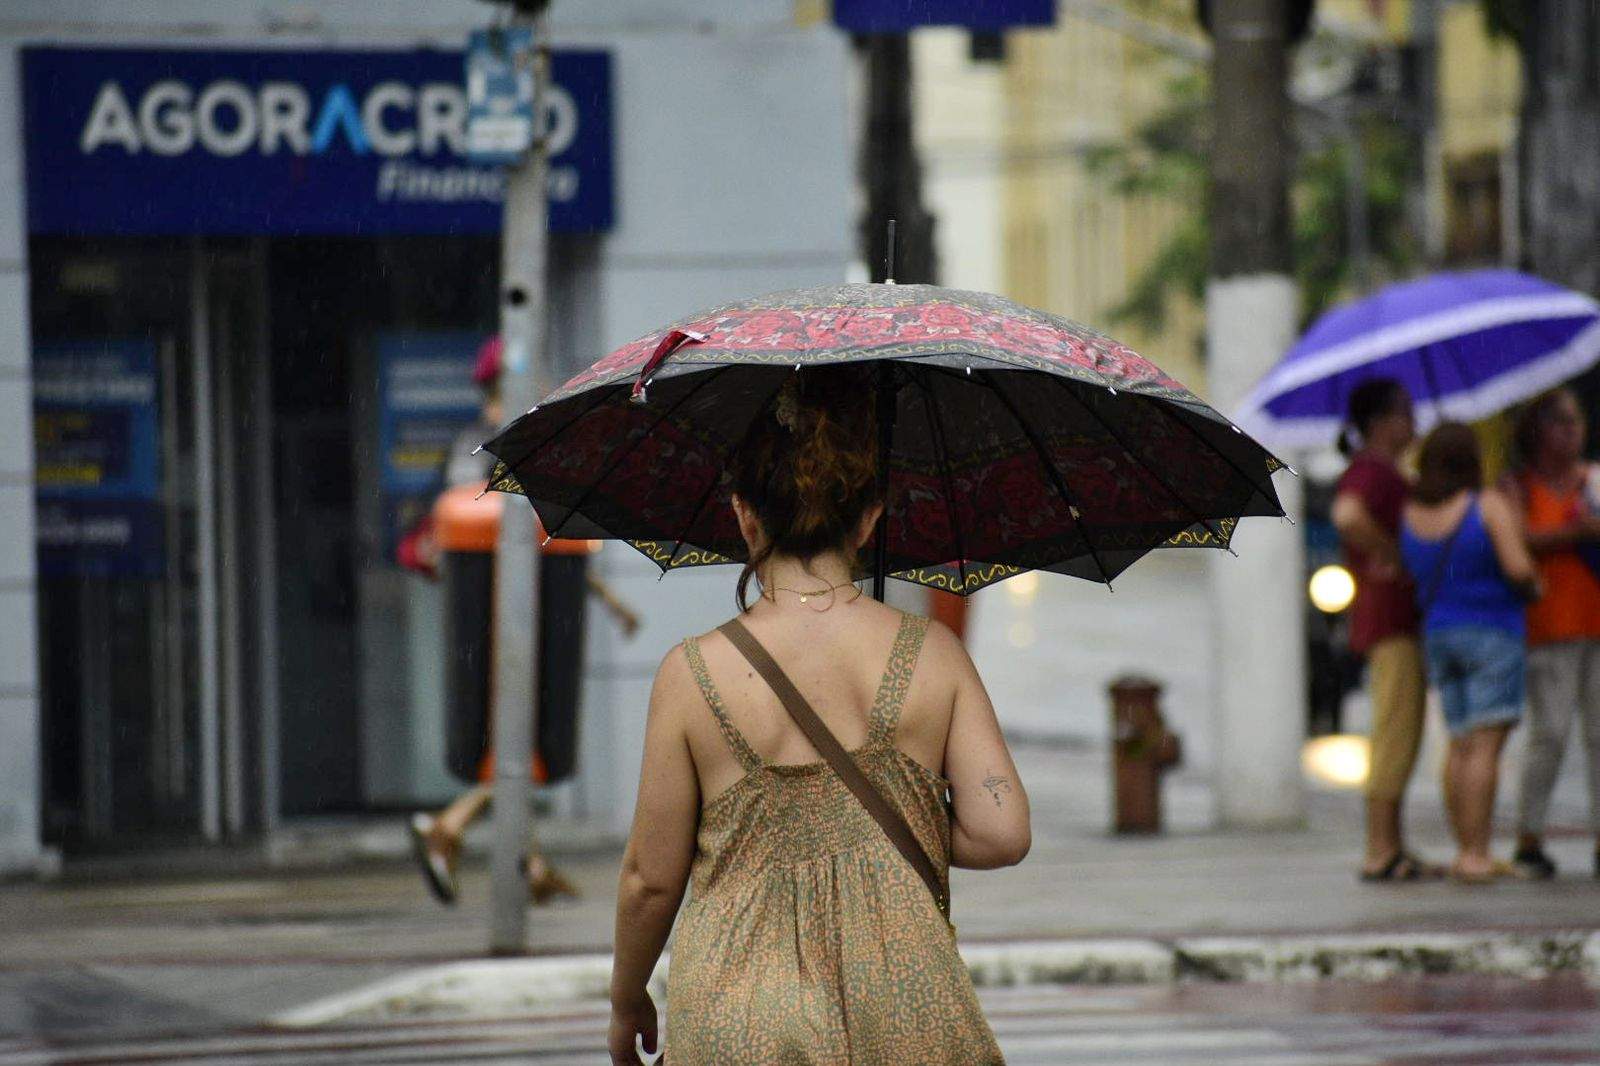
[1308,564,1356,614]
[1301,734,1370,789]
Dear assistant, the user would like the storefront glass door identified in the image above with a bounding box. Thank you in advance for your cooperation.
[32,237,276,847]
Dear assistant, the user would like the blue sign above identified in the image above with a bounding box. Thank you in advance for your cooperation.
[833,0,1054,31]
[21,46,614,236]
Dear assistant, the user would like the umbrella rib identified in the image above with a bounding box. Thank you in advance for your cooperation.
[542,367,727,543]
[979,370,1115,586]
[912,368,971,595]
[663,371,786,570]
[485,382,619,497]
[1148,400,1284,516]
[1046,376,1231,549]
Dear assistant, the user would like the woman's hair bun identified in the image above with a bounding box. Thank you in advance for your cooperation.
[732,366,880,606]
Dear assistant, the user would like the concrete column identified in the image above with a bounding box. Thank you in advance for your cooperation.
[1207,276,1306,829]
[0,42,44,876]
[1206,0,1307,830]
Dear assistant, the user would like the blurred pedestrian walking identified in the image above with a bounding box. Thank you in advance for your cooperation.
[606,367,1025,1065]
[1504,389,1600,881]
[403,336,638,906]
[1332,380,1439,882]
[1400,424,1541,883]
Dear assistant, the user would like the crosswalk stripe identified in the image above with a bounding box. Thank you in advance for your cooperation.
[3,996,1598,1065]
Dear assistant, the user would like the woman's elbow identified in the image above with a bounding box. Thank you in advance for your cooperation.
[994,826,1031,867]
[618,855,685,909]
[954,822,1031,869]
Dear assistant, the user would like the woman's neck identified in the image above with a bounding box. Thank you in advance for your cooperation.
[1362,437,1405,464]
[759,552,857,597]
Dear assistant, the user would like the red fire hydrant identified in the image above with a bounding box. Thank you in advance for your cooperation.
[1109,676,1181,835]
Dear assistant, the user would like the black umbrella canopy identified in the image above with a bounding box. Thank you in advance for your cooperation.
[485,283,1288,594]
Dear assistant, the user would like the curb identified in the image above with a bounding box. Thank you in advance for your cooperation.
[273,929,1600,1026]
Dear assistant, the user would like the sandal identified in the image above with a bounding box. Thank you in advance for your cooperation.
[526,856,581,905]
[409,813,460,905]
[1358,851,1444,883]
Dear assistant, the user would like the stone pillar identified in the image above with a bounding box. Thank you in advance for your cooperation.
[1207,0,1306,829]
[0,42,44,876]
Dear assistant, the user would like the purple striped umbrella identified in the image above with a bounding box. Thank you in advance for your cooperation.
[1237,270,1600,448]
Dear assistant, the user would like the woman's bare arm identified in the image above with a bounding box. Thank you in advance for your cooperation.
[1480,489,1541,595]
[1332,491,1399,574]
[608,647,700,1063]
[935,624,1031,870]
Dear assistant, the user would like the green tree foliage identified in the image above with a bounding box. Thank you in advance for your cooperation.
[1084,71,1418,335]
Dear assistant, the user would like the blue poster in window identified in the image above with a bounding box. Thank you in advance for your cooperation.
[377,332,489,558]
[34,341,164,578]
[22,46,614,235]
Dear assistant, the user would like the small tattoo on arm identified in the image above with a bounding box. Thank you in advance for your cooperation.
[981,774,1012,808]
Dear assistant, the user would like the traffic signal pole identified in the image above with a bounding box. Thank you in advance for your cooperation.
[489,0,551,956]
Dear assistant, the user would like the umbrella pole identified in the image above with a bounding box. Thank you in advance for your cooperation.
[872,364,895,601]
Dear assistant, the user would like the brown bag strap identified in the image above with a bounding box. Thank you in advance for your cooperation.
[716,619,949,922]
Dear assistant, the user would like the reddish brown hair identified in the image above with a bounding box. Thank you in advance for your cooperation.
[731,365,879,608]
[1413,422,1482,505]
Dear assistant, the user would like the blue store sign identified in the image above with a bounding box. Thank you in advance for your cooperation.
[21,46,614,235]
[833,0,1054,31]
[34,341,164,578]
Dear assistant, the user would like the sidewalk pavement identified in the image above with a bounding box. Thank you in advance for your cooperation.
[2,744,1597,1037]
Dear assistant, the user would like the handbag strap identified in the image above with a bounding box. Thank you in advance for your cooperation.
[1416,497,1470,617]
[716,618,950,922]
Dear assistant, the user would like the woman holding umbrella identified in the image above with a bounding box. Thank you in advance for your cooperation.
[606,366,1027,1065]
[1506,389,1600,880]
[479,280,1287,1062]
[1331,380,1438,882]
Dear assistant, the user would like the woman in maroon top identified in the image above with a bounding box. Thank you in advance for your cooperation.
[1332,379,1438,881]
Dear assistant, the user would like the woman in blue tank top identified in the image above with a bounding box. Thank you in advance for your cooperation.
[1399,423,1542,883]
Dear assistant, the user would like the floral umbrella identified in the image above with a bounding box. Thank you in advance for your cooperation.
[483,283,1288,595]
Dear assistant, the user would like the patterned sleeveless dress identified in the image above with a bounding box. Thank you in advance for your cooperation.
[665,612,1004,1065]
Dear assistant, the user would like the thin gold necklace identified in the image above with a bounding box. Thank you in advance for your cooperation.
[762,578,861,605]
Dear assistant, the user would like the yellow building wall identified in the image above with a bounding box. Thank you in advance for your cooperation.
[996,0,1521,402]
[1001,6,1209,393]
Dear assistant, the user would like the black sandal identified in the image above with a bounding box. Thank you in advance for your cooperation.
[1358,851,1442,883]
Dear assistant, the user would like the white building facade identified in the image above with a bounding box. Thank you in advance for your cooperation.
[0,0,852,872]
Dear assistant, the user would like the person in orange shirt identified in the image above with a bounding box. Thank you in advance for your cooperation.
[1506,388,1600,880]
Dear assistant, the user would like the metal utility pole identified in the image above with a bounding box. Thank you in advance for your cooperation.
[859,32,956,619]
[1206,0,1307,829]
[859,34,937,286]
[488,0,551,956]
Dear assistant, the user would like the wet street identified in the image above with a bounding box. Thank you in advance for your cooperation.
[2,977,1596,1065]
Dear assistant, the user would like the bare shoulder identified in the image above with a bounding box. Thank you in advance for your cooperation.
[649,643,698,718]
[916,615,978,683]
[1479,486,1518,524]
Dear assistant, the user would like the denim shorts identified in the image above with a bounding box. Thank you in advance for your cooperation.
[1424,624,1526,737]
